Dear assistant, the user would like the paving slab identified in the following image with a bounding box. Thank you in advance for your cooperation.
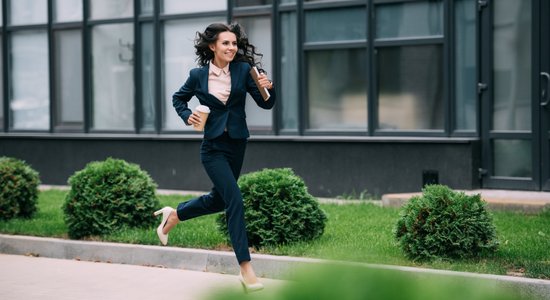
[0,253,285,300]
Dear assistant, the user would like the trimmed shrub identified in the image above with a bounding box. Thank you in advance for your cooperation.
[0,157,40,220]
[217,168,327,248]
[63,158,160,239]
[394,184,499,260]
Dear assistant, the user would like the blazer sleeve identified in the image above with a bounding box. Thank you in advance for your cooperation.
[246,66,276,110]
[172,70,197,125]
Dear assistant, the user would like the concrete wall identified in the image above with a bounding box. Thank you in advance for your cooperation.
[0,135,480,198]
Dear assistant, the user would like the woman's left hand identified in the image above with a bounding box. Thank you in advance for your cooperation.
[257,73,273,90]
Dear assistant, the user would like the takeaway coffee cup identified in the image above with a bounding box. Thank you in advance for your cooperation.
[193,105,210,131]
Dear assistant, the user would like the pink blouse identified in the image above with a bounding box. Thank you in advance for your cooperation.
[208,61,231,104]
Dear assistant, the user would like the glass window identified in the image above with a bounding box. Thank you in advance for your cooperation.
[141,0,154,15]
[377,45,443,130]
[54,30,83,129]
[162,0,227,14]
[281,12,298,131]
[163,17,225,131]
[91,24,134,130]
[492,0,531,131]
[493,140,532,178]
[0,38,3,130]
[307,49,368,130]
[9,0,48,26]
[454,0,476,131]
[10,31,50,130]
[140,23,155,131]
[376,1,443,39]
[234,16,273,130]
[305,7,366,43]
[90,0,133,20]
[280,0,296,3]
[235,0,273,6]
[54,0,83,22]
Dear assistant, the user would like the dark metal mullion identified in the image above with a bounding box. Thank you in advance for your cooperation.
[298,0,306,135]
[304,0,367,11]
[134,0,141,133]
[541,0,550,190]
[83,0,91,132]
[154,0,162,134]
[272,1,279,135]
[159,11,227,22]
[2,0,8,131]
[479,0,493,181]
[47,0,54,132]
[533,0,542,188]
[227,0,233,22]
[87,17,134,26]
[231,6,272,17]
[374,37,444,47]
[367,0,375,136]
[303,40,367,51]
[444,0,451,137]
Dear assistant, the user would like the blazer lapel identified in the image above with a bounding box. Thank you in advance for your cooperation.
[227,62,239,104]
[199,65,209,95]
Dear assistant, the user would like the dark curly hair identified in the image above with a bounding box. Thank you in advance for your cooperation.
[194,23,264,71]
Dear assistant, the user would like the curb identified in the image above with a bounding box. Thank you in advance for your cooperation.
[1,234,550,298]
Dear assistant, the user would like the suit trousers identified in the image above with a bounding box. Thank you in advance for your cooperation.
[176,132,250,264]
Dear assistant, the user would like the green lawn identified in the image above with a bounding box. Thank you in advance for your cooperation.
[1,189,549,279]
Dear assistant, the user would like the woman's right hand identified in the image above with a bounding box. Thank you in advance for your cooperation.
[187,112,202,126]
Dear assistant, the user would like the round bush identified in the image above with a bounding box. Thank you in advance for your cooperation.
[63,158,160,239]
[0,157,40,220]
[394,184,499,260]
[217,168,327,248]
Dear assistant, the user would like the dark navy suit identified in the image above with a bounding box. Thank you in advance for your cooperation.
[172,61,275,264]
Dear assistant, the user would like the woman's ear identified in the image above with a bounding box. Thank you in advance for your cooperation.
[209,44,215,52]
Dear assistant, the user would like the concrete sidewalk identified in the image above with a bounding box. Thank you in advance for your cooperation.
[1,234,550,299]
[382,189,550,213]
[0,254,284,300]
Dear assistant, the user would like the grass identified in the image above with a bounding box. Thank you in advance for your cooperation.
[1,189,549,279]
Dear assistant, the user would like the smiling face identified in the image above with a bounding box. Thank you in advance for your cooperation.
[209,31,237,68]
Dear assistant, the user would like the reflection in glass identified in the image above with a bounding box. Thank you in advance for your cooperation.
[141,23,155,131]
[54,0,83,22]
[141,0,154,15]
[492,0,531,131]
[9,0,48,25]
[305,8,366,43]
[10,31,50,130]
[91,24,134,130]
[163,17,225,131]
[376,1,443,39]
[454,0,476,131]
[493,140,532,177]
[281,12,298,130]
[307,49,367,130]
[90,0,133,20]
[162,0,226,14]
[235,16,273,130]
[377,45,443,130]
[54,30,83,128]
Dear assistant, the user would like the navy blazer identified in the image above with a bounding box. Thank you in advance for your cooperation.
[172,61,276,140]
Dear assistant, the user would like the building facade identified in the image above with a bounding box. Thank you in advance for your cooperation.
[0,0,548,197]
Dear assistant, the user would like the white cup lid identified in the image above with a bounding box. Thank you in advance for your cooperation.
[196,105,210,113]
